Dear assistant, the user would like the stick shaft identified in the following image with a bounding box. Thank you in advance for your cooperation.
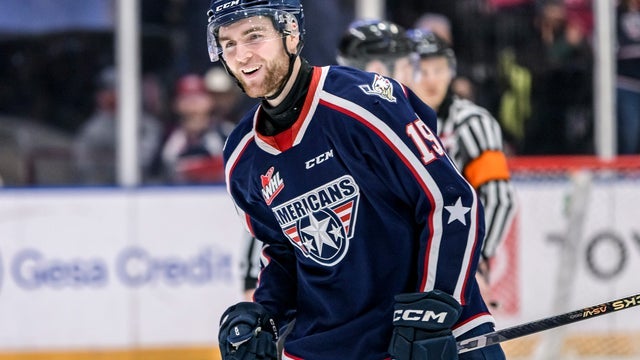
[457,293,640,354]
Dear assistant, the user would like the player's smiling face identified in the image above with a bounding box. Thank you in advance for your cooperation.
[217,16,291,99]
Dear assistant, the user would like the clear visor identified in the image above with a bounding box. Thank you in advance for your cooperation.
[336,53,417,73]
[207,9,299,62]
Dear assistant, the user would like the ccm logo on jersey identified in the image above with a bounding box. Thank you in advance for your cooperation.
[305,150,334,169]
[393,309,449,324]
[215,0,240,12]
[261,167,284,205]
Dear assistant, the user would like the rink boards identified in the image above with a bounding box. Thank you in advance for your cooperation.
[0,176,638,358]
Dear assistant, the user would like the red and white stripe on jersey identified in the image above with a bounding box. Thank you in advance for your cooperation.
[453,312,496,338]
[317,87,480,304]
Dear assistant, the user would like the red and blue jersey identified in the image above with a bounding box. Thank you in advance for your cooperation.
[223,65,494,360]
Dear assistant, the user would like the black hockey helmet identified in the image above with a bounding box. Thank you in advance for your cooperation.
[336,19,414,70]
[407,29,456,70]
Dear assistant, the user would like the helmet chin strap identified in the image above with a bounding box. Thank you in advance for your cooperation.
[219,58,245,94]
[265,37,297,101]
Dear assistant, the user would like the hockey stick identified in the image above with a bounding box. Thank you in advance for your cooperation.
[457,292,640,354]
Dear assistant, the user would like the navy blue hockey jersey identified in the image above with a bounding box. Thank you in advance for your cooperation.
[223,65,494,360]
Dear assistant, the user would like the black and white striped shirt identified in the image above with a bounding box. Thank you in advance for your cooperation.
[438,96,517,259]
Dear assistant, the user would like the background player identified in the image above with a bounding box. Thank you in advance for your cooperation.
[207,0,505,359]
[336,22,517,306]
[409,30,517,303]
[336,19,416,88]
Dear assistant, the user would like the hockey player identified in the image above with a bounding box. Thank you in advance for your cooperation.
[336,19,416,89]
[409,30,517,299]
[207,1,505,359]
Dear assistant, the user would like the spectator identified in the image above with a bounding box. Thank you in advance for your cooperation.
[565,0,594,38]
[486,0,536,54]
[204,66,244,125]
[484,0,536,119]
[616,0,640,154]
[73,66,163,185]
[414,12,453,45]
[496,47,532,153]
[519,1,593,154]
[160,71,237,184]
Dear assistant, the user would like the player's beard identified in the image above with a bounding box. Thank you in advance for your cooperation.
[237,54,290,99]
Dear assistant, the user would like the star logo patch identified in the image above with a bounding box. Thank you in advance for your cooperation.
[445,197,470,225]
[273,176,360,266]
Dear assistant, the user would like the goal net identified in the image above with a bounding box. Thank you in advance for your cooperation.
[488,155,640,360]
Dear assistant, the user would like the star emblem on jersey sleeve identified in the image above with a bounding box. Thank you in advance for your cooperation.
[445,197,471,225]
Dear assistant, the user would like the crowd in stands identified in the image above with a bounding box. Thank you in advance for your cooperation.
[391,0,596,155]
[0,0,637,187]
[617,0,640,154]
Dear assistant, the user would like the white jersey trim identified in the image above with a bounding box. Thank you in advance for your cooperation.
[225,131,255,195]
[453,313,496,338]
[291,66,330,147]
[318,90,480,302]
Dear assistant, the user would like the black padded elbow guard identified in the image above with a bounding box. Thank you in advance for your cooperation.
[389,290,462,360]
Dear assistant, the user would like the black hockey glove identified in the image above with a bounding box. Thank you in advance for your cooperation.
[389,290,462,360]
[218,302,279,360]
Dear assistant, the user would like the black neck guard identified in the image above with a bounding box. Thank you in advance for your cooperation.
[259,58,313,136]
